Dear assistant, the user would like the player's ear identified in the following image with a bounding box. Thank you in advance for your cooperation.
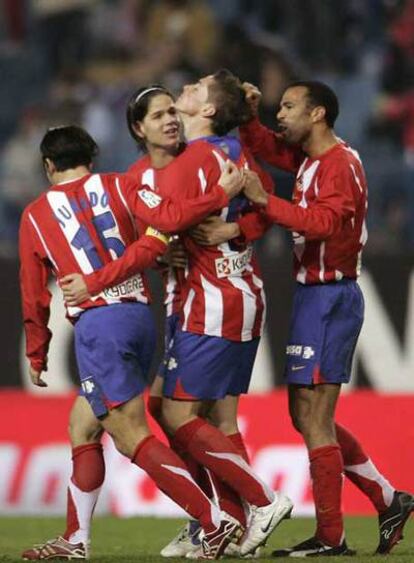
[43,158,54,174]
[311,105,326,124]
[201,102,216,118]
[132,122,145,141]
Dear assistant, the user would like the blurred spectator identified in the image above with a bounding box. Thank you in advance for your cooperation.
[145,0,220,70]
[0,106,46,248]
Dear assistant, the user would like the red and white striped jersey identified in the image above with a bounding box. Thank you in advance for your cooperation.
[128,155,184,316]
[19,171,228,370]
[240,118,368,284]
[93,141,266,341]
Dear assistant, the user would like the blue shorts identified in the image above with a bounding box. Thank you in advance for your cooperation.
[75,303,156,417]
[285,280,364,385]
[163,327,260,400]
[157,313,180,378]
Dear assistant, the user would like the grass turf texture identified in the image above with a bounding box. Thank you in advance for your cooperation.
[0,516,412,562]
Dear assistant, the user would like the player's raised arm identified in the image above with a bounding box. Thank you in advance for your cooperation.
[240,82,303,173]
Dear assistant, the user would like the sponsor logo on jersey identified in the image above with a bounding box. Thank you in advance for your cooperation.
[103,274,145,299]
[215,247,253,279]
[138,189,162,208]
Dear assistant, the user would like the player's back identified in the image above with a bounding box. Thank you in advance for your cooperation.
[23,172,151,316]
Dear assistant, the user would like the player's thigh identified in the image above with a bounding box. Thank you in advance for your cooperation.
[69,396,103,447]
[208,395,240,435]
[149,374,164,398]
[100,394,150,456]
[75,303,156,419]
[162,397,202,433]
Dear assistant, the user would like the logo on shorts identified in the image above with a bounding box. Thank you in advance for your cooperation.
[286,345,315,359]
[167,357,178,370]
[81,378,95,394]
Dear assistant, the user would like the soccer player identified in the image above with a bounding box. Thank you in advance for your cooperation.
[239,80,414,557]
[61,72,293,559]
[19,125,245,560]
[125,76,275,558]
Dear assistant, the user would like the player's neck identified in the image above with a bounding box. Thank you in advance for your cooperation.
[303,128,338,159]
[148,146,177,168]
[51,166,91,185]
[181,114,213,142]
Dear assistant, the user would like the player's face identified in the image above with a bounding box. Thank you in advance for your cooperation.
[175,76,214,116]
[276,86,314,145]
[134,94,180,150]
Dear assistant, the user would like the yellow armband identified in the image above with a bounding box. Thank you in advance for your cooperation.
[145,226,170,245]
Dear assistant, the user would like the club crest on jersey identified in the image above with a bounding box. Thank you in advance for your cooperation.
[138,189,162,208]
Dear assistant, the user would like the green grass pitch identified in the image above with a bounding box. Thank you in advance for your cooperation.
[0,516,413,562]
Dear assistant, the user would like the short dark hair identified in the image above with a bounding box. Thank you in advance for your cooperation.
[207,69,253,136]
[126,85,174,147]
[40,126,98,171]
[287,80,339,127]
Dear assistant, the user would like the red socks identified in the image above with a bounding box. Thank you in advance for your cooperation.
[208,433,248,525]
[336,423,394,512]
[309,445,344,547]
[64,443,105,544]
[174,418,273,507]
[132,435,220,533]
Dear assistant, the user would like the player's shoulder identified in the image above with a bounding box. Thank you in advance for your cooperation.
[22,188,51,219]
[322,141,363,173]
[127,154,151,176]
[185,140,226,162]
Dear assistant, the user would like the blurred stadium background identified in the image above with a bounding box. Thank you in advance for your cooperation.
[1,0,414,524]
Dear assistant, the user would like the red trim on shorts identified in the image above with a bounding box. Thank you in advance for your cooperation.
[312,365,327,385]
[172,378,198,401]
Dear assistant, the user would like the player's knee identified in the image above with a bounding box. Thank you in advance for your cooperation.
[212,418,239,435]
[69,418,103,446]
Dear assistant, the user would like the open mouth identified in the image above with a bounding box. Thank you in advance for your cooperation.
[164,126,179,137]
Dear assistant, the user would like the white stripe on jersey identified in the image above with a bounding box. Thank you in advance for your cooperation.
[299,160,320,208]
[198,168,207,194]
[115,177,137,238]
[296,265,307,284]
[142,168,155,190]
[251,269,266,335]
[350,163,364,194]
[46,191,94,274]
[182,288,196,331]
[165,269,178,316]
[200,274,223,337]
[28,213,59,271]
[319,241,326,283]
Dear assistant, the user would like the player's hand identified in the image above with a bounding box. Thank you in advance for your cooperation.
[218,161,243,198]
[243,170,269,206]
[190,216,240,246]
[242,82,262,115]
[30,366,48,387]
[168,238,188,268]
[60,273,91,306]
